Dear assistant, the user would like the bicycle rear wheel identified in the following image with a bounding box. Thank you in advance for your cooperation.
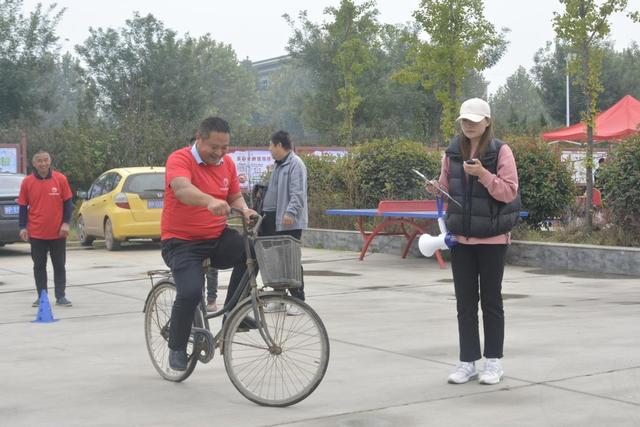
[223,294,330,407]
[144,281,203,382]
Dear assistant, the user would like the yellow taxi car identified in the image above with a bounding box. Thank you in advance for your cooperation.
[77,167,165,250]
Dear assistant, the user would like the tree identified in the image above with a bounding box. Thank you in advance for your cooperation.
[356,23,442,142]
[285,0,380,145]
[329,1,380,144]
[395,0,508,142]
[0,0,64,126]
[532,40,640,126]
[553,0,638,229]
[532,41,585,126]
[39,53,97,128]
[599,41,640,107]
[77,13,257,165]
[490,66,551,135]
[254,61,313,142]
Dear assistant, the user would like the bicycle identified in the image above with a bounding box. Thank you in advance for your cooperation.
[142,209,330,407]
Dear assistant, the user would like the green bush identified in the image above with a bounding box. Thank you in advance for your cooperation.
[350,139,441,207]
[598,137,640,246]
[25,124,113,193]
[302,153,357,229]
[509,137,575,229]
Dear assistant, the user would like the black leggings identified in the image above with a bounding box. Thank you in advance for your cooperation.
[450,243,508,362]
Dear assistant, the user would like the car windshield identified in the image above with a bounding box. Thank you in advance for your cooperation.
[122,173,165,194]
[0,174,25,197]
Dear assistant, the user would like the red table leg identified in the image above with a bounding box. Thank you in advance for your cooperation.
[353,216,447,268]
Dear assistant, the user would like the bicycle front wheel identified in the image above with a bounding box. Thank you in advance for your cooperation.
[144,281,202,382]
[223,294,330,407]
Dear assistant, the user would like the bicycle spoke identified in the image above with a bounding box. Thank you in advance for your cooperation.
[145,282,198,382]
[229,340,270,351]
[224,296,329,406]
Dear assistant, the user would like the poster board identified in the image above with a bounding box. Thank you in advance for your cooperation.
[228,148,348,191]
[0,147,18,173]
[560,150,608,184]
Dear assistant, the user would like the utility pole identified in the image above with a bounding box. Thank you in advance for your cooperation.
[565,68,570,126]
[565,52,575,126]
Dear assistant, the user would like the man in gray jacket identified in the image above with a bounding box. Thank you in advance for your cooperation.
[260,130,308,310]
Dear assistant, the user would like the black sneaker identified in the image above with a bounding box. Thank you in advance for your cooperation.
[56,297,72,307]
[237,317,259,332]
[169,349,188,371]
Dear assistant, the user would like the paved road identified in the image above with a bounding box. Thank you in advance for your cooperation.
[1,241,639,426]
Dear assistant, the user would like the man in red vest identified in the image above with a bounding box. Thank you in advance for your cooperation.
[18,150,73,307]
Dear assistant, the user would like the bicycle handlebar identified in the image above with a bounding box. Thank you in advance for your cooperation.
[229,207,263,236]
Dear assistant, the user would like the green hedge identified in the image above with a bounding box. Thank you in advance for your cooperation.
[350,139,441,208]
[598,137,640,245]
[510,137,575,229]
[302,153,357,230]
[305,137,577,232]
[303,139,441,229]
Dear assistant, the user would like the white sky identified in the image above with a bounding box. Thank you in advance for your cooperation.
[22,0,640,95]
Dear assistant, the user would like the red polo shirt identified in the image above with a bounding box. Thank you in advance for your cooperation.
[17,171,73,240]
[161,147,240,240]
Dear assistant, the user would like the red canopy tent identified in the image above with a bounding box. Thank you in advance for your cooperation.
[541,95,640,142]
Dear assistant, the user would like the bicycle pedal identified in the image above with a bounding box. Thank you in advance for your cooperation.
[192,327,215,363]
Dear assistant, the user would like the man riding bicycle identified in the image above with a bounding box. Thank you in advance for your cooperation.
[161,117,257,371]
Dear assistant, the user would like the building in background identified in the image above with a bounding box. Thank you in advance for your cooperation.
[252,55,291,90]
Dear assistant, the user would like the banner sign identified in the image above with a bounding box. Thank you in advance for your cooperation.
[0,147,18,173]
[312,149,348,158]
[227,150,273,191]
[561,150,607,184]
[228,149,348,191]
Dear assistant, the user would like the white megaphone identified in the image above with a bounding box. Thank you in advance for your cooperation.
[418,217,457,257]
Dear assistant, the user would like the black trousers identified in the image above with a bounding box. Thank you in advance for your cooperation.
[30,238,67,300]
[450,243,508,362]
[259,211,305,300]
[161,227,246,351]
[205,268,218,301]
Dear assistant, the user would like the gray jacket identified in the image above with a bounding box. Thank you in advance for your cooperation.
[264,152,308,232]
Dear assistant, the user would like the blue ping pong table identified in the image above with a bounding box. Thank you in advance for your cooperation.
[326,199,527,267]
[325,201,446,267]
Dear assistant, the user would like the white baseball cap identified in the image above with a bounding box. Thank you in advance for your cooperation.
[456,98,491,122]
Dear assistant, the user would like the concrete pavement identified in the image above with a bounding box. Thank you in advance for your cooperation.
[1,241,639,426]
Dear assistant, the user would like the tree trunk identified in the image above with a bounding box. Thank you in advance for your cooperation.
[585,125,594,230]
[582,33,593,230]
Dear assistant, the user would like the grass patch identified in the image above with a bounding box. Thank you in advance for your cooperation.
[511,222,634,247]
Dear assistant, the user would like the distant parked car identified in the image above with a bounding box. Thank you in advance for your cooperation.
[0,173,26,247]
[77,167,165,250]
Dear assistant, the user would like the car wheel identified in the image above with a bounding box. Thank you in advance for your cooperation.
[78,216,95,247]
[104,218,121,251]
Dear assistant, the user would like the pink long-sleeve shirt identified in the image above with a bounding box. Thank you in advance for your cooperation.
[438,144,519,245]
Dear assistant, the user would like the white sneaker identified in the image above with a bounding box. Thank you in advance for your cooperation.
[479,358,504,385]
[286,304,304,316]
[447,361,478,384]
[264,302,285,313]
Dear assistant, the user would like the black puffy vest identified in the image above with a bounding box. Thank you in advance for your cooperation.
[445,137,521,238]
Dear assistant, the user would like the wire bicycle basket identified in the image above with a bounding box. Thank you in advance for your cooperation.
[254,235,302,289]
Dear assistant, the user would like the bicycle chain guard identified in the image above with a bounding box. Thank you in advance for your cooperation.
[192,327,215,363]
